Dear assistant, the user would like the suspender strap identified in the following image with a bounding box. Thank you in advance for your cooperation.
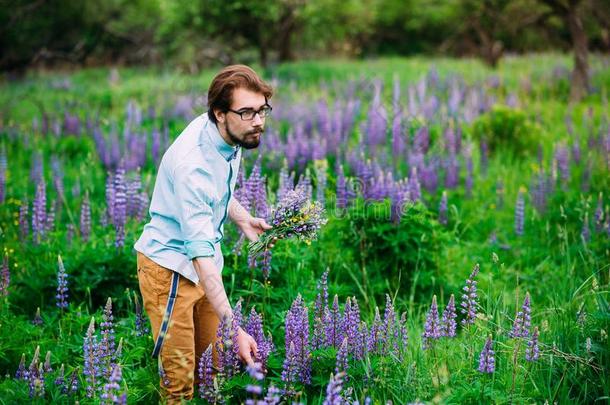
[152,271,180,358]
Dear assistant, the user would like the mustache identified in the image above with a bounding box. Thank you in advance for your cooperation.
[246,128,265,135]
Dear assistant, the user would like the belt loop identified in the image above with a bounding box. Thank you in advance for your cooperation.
[152,271,180,358]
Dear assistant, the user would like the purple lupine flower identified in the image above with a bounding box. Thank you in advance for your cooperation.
[478,335,496,373]
[151,127,161,164]
[509,292,532,339]
[32,307,43,326]
[126,171,142,218]
[215,306,241,377]
[45,199,56,233]
[65,369,79,395]
[198,344,215,401]
[281,341,299,393]
[439,191,448,226]
[83,317,100,397]
[32,181,47,244]
[440,294,457,338]
[525,326,540,362]
[100,298,116,379]
[28,345,41,376]
[0,254,9,296]
[66,223,75,245]
[234,163,251,213]
[29,362,45,398]
[444,154,459,189]
[335,337,349,377]
[343,297,363,359]
[422,295,441,350]
[325,295,343,348]
[245,362,265,401]
[134,293,149,337]
[55,364,65,386]
[554,144,570,190]
[530,168,549,214]
[379,294,397,355]
[159,365,170,388]
[313,270,329,350]
[230,300,244,375]
[408,167,421,202]
[260,249,272,280]
[113,167,127,248]
[594,193,604,232]
[19,199,29,240]
[514,187,525,236]
[114,337,123,364]
[105,173,115,226]
[295,171,313,202]
[56,255,69,309]
[51,155,65,199]
[63,112,81,135]
[43,350,53,373]
[247,157,269,218]
[100,364,126,404]
[460,263,480,326]
[323,372,346,405]
[136,191,150,222]
[277,160,294,202]
[245,307,274,369]
[284,294,311,384]
[15,354,27,380]
[479,140,488,176]
[398,312,409,359]
[260,385,281,405]
[80,191,92,242]
[30,151,43,184]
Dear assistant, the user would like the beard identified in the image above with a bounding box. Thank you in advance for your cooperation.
[225,120,263,149]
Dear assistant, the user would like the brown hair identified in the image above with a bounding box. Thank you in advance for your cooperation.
[207,65,274,124]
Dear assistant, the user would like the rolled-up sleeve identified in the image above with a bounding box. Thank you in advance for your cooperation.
[173,163,216,259]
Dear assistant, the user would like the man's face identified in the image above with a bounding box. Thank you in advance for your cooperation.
[218,87,267,149]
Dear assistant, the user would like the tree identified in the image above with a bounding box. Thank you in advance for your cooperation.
[540,0,591,102]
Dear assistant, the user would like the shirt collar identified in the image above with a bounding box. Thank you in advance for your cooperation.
[204,114,241,162]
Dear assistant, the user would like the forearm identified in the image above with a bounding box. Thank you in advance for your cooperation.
[228,198,251,225]
[192,257,232,320]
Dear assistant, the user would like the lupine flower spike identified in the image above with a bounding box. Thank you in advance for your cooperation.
[525,326,540,361]
[440,294,457,338]
[56,255,69,309]
[478,335,496,373]
[422,295,441,350]
[509,292,532,338]
[460,264,480,326]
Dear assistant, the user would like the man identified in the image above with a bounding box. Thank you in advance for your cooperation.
[134,65,274,402]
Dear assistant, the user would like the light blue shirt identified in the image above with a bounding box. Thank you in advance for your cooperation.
[134,113,241,284]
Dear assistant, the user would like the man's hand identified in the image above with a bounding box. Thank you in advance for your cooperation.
[236,327,259,366]
[238,216,272,243]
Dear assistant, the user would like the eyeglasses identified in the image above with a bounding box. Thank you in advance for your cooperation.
[226,104,272,121]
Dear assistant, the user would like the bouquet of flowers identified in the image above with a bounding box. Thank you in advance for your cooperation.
[248,188,327,258]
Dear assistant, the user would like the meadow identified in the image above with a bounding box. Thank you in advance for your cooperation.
[0,54,609,404]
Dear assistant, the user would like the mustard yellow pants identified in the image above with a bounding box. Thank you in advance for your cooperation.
[136,252,220,403]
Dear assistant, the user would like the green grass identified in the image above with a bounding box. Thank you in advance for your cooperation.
[0,53,608,403]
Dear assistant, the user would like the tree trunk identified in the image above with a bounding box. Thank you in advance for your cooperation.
[566,2,589,102]
[278,3,300,62]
